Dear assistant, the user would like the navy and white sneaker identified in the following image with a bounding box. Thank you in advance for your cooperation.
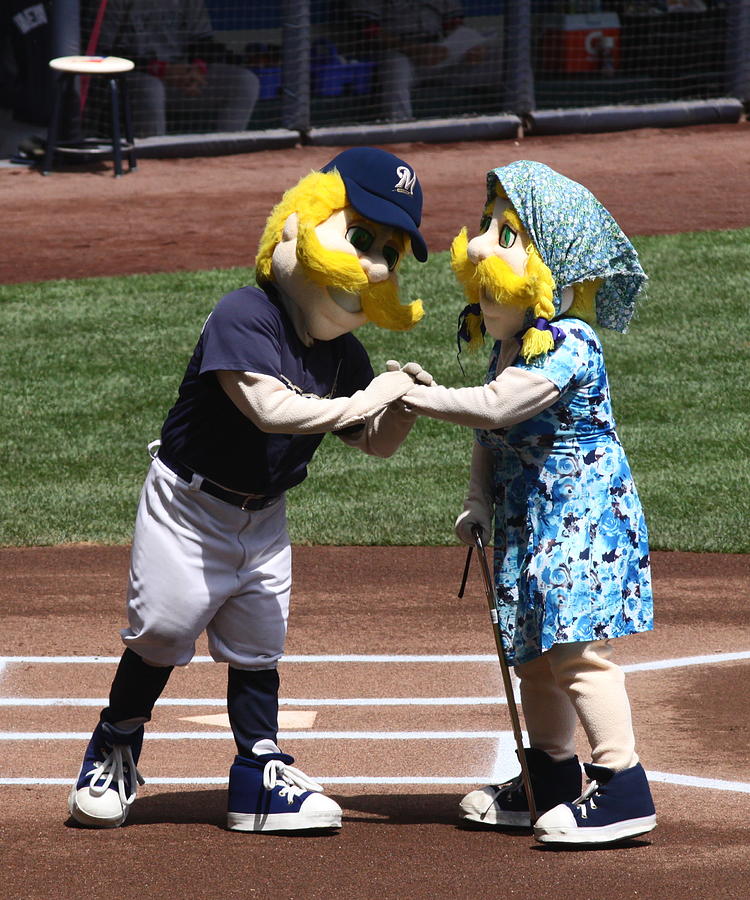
[534,761,657,845]
[68,720,145,828]
[460,748,582,828]
[227,739,342,833]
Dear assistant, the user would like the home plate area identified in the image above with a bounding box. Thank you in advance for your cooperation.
[1,651,749,795]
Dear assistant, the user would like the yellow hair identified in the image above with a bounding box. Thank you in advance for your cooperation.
[523,279,602,361]
[450,228,485,350]
[450,228,477,299]
[255,171,348,284]
[361,285,424,331]
[517,246,556,362]
[502,207,524,235]
[566,278,601,324]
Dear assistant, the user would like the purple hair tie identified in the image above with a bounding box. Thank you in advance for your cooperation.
[531,317,565,344]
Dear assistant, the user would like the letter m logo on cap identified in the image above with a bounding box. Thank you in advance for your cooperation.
[394,166,416,196]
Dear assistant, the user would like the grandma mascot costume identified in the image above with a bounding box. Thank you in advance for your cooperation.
[404,160,656,846]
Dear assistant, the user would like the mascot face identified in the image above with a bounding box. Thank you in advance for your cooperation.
[466,198,531,340]
[256,148,428,343]
[271,205,407,341]
[451,197,554,342]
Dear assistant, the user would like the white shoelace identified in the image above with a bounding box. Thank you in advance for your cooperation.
[262,759,324,806]
[573,779,600,820]
[85,743,145,810]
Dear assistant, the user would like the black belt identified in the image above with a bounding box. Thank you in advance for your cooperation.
[158,452,278,511]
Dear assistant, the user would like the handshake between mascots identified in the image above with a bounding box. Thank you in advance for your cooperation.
[67,148,655,849]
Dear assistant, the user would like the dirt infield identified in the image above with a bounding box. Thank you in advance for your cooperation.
[2,546,749,899]
[2,121,750,284]
[1,123,749,898]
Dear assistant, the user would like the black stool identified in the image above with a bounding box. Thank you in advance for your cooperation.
[43,55,137,178]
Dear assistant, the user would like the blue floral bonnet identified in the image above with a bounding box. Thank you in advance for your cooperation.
[487,160,647,332]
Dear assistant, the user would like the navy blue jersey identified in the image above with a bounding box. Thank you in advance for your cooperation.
[159,285,374,494]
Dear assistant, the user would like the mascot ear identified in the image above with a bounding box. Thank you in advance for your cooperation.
[282,212,299,242]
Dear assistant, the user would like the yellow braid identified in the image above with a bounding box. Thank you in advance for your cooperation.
[520,246,556,362]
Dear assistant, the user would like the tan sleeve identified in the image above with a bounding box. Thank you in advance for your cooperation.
[216,369,417,435]
[402,367,560,429]
[335,402,417,458]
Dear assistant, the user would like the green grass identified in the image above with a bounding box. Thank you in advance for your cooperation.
[1,230,748,551]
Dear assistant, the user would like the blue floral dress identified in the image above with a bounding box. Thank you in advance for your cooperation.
[476,320,653,667]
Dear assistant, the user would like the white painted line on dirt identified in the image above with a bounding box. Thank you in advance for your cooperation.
[0,654,497,664]
[647,771,750,793]
[0,695,508,707]
[1,650,748,667]
[0,730,507,740]
[489,731,529,785]
[2,772,750,791]
[179,711,317,729]
[622,651,750,672]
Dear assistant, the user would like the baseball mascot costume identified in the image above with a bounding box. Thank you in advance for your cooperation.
[68,147,432,833]
[403,160,656,846]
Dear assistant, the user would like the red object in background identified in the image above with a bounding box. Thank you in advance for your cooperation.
[541,13,621,74]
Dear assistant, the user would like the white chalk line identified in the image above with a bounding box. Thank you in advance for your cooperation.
[0,730,505,740]
[0,696,508,707]
[1,650,749,669]
[0,654,494,664]
[2,772,749,792]
[2,652,749,795]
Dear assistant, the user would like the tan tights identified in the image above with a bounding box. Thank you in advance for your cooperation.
[516,640,637,772]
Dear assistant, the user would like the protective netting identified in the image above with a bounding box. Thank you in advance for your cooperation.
[59,1,750,138]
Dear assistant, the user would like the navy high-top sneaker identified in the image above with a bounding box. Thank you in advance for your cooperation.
[460,748,582,827]
[68,720,145,828]
[534,761,657,845]
[227,739,342,833]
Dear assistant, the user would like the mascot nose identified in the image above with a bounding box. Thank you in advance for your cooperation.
[360,256,390,283]
[467,233,491,265]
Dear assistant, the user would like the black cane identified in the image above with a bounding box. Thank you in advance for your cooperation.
[466,525,538,825]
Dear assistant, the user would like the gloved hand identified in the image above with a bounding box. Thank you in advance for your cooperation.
[454,506,492,546]
[385,359,434,386]
[453,442,494,546]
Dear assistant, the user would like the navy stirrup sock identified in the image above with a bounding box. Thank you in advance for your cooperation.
[227,666,280,758]
[103,648,174,725]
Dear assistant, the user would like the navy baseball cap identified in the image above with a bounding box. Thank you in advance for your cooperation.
[321,147,428,261]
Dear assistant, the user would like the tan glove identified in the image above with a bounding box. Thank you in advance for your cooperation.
[337,360,434,457]
[454,441,494,546]
[217,367,418,434]
[385,359,434,386]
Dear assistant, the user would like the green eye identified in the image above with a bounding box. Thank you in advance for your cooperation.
[346,225,374,252]
[383,245,400,271]
[479,215,492,234]
[499,223,517,249]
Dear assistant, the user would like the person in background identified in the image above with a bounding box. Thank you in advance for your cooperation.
[88,0,259,136]
[339,0,500,121]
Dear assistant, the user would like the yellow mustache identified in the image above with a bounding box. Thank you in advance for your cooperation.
[450,226,554,311]
[296,221,368,292]
[361,280,424,331]
[296,220,423,331]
